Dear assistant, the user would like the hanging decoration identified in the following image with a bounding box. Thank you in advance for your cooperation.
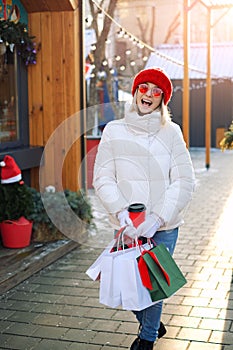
[0,19,36,65]
[91,0,231,80]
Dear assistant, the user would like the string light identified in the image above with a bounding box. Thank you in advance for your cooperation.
[91,43,96,51]
[173,78,227,92]
[91,0,231,80]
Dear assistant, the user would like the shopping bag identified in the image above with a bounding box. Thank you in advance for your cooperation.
[118,247,159,310]
[138,243,187,302]
[99,244,157,310]
[86,227,135,281]
[86,239,115,281]
[99,253,122,308]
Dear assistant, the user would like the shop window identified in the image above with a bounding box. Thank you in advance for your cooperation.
[0,45,29,149]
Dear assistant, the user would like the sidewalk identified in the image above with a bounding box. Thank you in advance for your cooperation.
[0,149,233,350]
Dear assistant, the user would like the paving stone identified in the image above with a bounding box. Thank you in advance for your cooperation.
[188,341,224,350]
[32,339,73,350]
[32,325,68,339]
[200,318,231,331]
[63,328,97,342]
[155,338,190,350]
[209,330,233,345]
[189,306,220,318]
[177,327,211,342]
[2,334,41,349]
[68,343,102,350]
[169,315,201,328]
[90,331,128,346]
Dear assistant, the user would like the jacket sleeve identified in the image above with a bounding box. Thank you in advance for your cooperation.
[93,124,129,215]
[152,124,195,225]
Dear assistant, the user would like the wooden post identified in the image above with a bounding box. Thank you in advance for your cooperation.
[183,0,190,148]
[205,7,212,169]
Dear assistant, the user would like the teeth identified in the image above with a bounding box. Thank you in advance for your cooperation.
[142,99,152,106]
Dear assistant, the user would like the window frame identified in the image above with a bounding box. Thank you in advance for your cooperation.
[0,49,29,152]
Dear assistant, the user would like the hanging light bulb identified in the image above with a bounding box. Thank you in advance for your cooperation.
[142,56,148,61]
[125,49,131,55]
[91,43,97,51]
[137,42,144,49]
[120,65,126,71]
[117,29,124,38]
[102,59,108,66]
[115,55,121,61]
[105,38,111,44]
[130,61,136,66]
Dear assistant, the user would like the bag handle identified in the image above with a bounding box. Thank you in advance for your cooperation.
[138,250,170,290]
[111,227,138,252]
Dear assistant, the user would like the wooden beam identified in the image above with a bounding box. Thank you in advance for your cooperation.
[205,7,212,169]
[183,0,190,148]
[20,0,78,13]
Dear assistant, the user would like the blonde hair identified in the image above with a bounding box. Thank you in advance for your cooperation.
[160,99,171,124]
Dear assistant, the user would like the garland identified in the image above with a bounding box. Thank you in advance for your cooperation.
[0,19,36,65]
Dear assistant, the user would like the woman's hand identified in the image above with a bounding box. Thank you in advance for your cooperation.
[136,214,164,238]
[117,209,133,227]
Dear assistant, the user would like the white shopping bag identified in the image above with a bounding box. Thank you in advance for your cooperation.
[86,239,115,281]
[86,233,157,311]
[116,247,156,311]
[98,242,156,311]
[99,254,122,308]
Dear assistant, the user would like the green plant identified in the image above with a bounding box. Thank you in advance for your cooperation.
[28,188,95,242]
[220,121,233,150]
[0,19,37,65]
[0,182,33,222]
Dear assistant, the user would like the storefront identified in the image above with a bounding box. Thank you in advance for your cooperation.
[0,0,83,191]
[0,0,43,184]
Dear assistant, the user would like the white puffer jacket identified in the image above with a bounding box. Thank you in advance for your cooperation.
[93,102,195,230]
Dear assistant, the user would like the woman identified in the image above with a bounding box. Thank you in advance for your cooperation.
[93,67,195,349]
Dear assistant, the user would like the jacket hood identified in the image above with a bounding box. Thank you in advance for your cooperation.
[124,101,162,135]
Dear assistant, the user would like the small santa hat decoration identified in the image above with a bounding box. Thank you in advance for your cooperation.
[0,155,23,184]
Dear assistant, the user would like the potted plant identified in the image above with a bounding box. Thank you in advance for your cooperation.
[28,186,95,243]
[0,155,33,248]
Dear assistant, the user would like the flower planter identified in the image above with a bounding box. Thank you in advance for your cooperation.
[1,216,33,248]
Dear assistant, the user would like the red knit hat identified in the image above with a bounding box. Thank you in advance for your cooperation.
[0,155,22,184]
[131,67,173,105]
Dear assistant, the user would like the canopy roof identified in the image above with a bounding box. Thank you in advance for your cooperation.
[146,42,233,80]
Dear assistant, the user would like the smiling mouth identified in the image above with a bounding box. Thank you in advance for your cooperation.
[141,98,152,107]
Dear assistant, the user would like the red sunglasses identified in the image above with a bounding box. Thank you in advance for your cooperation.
[138,84,163,97]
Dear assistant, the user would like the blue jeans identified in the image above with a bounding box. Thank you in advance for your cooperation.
[132,227,179,342]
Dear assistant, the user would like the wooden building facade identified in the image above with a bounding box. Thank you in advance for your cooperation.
[0,0,84,191]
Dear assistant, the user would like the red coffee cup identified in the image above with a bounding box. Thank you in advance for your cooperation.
[128,203,146,228]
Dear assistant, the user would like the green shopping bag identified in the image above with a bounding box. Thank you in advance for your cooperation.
[137,243,187,302]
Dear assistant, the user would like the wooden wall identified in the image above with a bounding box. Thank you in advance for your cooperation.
[27,9,83,192]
